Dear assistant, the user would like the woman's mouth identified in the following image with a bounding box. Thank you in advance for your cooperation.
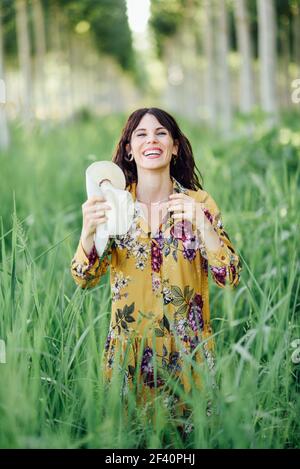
[143,149,163,159]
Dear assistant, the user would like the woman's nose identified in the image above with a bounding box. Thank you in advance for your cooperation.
[147,134,158,143]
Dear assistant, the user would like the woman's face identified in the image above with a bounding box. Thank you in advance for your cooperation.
[126,113,178,171]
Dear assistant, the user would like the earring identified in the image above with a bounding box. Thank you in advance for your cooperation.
[126,153,134,162]
[172,154,178,165]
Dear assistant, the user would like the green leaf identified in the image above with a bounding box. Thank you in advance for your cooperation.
[138,310,155,320]
[186,289,193,303]
[125,316,135,323]
[121,320,128,330]
[126,302,135,315]
[172,297,185,306]
[163,315,170,332]
[186,292,193,303]
[116,309,121,321]
[164,247,170,256]
[176,303,188,316]
[171,285,183,298]
[128,365,135,376]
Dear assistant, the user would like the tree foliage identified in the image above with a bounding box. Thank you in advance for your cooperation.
[60,0,135,71]
[1,0,135,72]
[149,0,187,58]
[149,0,300,60]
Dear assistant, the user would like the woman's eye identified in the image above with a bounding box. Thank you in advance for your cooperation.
[137,132,166,136]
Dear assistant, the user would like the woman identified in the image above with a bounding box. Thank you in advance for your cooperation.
[70,107,242,431]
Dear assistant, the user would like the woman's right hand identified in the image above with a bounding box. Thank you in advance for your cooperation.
[80,195,112,254]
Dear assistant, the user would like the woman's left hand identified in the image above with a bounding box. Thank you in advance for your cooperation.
[167,193,205,231]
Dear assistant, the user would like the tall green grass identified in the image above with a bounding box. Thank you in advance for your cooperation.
[0,113,299,448]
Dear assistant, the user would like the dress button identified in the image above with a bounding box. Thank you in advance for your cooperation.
[221,255,225,260]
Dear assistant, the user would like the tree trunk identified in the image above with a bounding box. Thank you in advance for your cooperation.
[279,17,291,109]
[233,0,255,113]
[15,0,33,124]
[292,4,300,76]
[257,0,278,119]
[49,2,62,52]
[32,0,46,118]
[178,22,200,121]
[202,0,217,126]
[67,31,76,117]
[0,5,10,149]
[180,0,201,121]
[216,0,232,133]
[162,34,185,117]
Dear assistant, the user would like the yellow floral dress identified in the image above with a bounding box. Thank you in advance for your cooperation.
[70,176,242,421]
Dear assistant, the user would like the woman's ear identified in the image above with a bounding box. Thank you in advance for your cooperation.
[173,139,179,156]
[125,143,131,154]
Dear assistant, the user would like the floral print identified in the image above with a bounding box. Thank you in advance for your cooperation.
[70,176,242,417]
[140,346,165,388]
[170,219,200,262]
[111,269,131,302]
[187,293,204,332]
[151,240,163,272]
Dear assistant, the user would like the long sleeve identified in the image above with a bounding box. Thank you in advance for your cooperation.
[196,189,242,288]
[70,237,113,289]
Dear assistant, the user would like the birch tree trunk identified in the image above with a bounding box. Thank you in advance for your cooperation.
[15,0,33,124]
[233,0,255,112]
[257,0,278,118]
[280,18,291,108]
[179,22,200,121]
[0,6,10,149]
[292,4,300,76]
[49,2,62,52]
[32,0,46,118]
[180,0,201,121]
[202,0,217,126]
[216,0,232,133]
[67,31,76,117]
[162,34,185,117]
[48,6,66,118]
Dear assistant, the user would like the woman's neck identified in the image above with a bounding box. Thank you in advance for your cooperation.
[135,173,173,205]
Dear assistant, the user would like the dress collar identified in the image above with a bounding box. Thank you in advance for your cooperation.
[126,175,188,201]
[125,176,188,238]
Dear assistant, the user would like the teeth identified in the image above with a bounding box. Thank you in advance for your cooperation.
[144,150,162,156]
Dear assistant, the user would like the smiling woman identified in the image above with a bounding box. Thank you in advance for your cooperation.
[70,107,242,431]
[114,108,202,193]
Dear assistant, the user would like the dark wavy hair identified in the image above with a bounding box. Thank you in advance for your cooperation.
[112,107,204,191]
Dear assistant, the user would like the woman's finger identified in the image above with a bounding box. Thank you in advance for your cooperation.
[168,201,194,211]
[90,211,107,218]
[171,211,192,219]
[84,204,111,216]
[171,207,196,224]
[94,203,111,211]
[169,193,189,200]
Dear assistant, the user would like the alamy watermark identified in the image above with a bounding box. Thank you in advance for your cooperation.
[0,78,6,104]
[0,339,6,364]
[99,198,212,244]
[291,339,300,364]
[291,79,300,104]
